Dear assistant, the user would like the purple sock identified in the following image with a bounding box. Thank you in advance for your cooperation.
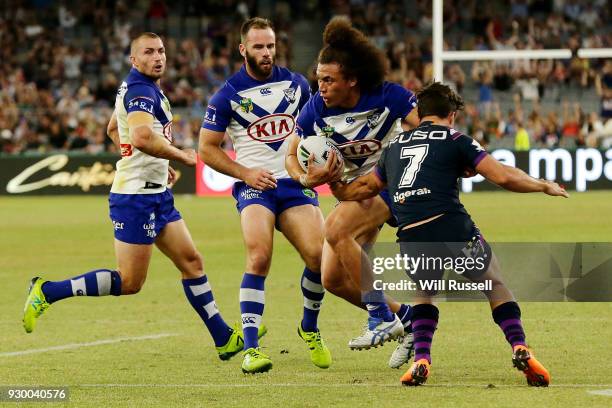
[492,301,526,349]
[412,304,439,364]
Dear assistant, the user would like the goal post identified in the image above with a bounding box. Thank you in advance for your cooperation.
[432,0,612,81]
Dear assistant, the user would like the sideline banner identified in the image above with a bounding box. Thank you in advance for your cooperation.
[0,154,195,195]
[2,148,610,195]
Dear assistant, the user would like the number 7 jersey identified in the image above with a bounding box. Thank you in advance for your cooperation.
[375,121,488,227]
[201,65,310,178]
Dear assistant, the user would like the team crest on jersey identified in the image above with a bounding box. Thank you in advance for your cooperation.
[302,188,315,199]
[321,125,335,138]
[283,88,296,103]
[239,97,254,113]
[366,112,381,129]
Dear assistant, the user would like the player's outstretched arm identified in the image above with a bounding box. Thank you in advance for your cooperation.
[475,155,569,197]
[128,111,196,166]
[330,172,385,201]
[198,128,276,190]
[285,134,343,188]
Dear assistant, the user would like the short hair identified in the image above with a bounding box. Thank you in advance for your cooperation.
[416,82,465,119]
[240,17,274,43]
[318,16,386,93]
[130,32,162,55]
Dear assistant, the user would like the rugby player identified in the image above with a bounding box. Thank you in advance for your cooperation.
[199,18,337,374]
[22,33,259,361]
[285,17,419,367]
[331,82,566,386]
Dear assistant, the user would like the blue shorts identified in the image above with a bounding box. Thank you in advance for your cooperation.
[109,190,182,245]
[379,189,398,227]
[232,178,319,216]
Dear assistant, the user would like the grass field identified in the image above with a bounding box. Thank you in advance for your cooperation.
[1,192,611,407]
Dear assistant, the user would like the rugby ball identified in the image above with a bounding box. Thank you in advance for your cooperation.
[297,136,343,171]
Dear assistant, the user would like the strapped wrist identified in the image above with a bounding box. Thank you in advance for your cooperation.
[299,173,311,187]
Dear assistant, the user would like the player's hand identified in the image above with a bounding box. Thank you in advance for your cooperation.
[167,166,177,188]
[243,168,277,191]
[182,149,197,167]
[542,180,569,198]
[304,151,344,187]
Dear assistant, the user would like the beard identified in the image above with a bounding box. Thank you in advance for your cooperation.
[246,51,274,78]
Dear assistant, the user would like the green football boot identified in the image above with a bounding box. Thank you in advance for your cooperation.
[298,325,332,369]
[216,323,268,361]
[241,347,273,374]
[23,277,50,333]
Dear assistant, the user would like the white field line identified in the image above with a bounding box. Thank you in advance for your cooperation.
[0,333,178,357]
[69,383,612,389]
[587,390,612,396]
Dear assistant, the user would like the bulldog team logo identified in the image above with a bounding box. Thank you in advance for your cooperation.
[283,88,296,103]
[239,97,254,113]
[366,112,381,129]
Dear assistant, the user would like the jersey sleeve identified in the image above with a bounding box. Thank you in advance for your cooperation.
[384,82,417,120]
[296,73,311,111]
[454,131,488,168]
[295,95,317,138]
[124,83,157,115]
[374,149,388,182]
[201,86,233,132]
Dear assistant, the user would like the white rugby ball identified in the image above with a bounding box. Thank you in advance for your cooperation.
[297,136,343,171]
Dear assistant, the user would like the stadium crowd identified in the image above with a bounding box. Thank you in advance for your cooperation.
[0,0,610,155]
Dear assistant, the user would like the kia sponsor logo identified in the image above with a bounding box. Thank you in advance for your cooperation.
[246,114,295,143]
[336,139,382,159]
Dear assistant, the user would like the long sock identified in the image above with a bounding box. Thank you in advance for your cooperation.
[182,275,231,347]
[240,273,265,350]
[412,303,439,364]
[41,269,121,303]
[300,268,324,332]
[364,290,394,322]
[396,303,412,331]
[492,301,526,349]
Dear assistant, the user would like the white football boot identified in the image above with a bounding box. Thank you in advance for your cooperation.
[348,315,404,350]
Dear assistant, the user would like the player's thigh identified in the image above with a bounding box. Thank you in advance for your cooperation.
[155,219,202,277]
[325,196,390,244]
[278,204,324,271]
[114,239,153,293]
[241,204,276,273]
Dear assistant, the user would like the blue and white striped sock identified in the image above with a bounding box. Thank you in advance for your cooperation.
[42,269,121,303]
[240,273,266,350]
[300,268,325,332]
[396,303,413,331]
[364,290,394,322]
[182,275,231,347]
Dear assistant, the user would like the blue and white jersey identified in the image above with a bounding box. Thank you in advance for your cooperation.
[112,68,173,194]
[202,65,310,178]
[296,82,416,182]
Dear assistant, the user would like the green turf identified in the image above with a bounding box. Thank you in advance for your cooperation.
[1,192,611,407]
